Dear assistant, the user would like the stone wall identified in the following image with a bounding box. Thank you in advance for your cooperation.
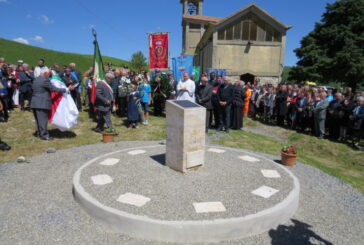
[256,76,279,86]
[223,76,279,87]
[200,42,213,73]
[186,26,206,55]
[215,43,282,76]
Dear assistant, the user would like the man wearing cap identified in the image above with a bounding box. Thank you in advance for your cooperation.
[17,60,24,66]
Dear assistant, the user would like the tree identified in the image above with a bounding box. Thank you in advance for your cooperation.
[130,51,147,72]
[281,66,295,84]
[289,0,364,90]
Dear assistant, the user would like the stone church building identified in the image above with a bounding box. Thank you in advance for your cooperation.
[181,0,291,85]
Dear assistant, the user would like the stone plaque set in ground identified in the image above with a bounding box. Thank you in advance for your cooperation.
[73,100,300,243]
[165,100,206,173]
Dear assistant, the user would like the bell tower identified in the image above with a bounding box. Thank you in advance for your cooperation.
[181,0,205,55]
[181,0,204,16]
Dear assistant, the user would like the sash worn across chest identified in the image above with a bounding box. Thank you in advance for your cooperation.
[99,80,113,98]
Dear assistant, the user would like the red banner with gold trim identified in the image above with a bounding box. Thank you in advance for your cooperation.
[149,33,169,69]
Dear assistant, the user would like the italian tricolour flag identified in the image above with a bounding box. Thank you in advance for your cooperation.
[90,39,105,108]
[49,72,79,131]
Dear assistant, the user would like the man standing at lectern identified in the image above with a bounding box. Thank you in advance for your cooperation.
[177,72,195,102]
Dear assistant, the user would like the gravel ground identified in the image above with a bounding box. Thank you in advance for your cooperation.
[80,144,293,221]
[0,141,363,244]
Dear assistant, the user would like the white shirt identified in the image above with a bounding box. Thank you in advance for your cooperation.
[120,76,131,84]
[177,79,195,102]
[34,66,49,78]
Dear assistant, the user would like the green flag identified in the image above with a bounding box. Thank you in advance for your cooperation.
[193,66,201,82]
[93,40,105,82]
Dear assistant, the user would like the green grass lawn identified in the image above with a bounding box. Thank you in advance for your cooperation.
[0,109,165,163]
[211,118,364,193]
[1,111,363,193]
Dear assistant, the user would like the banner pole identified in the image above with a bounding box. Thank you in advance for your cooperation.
[147,33,151,70]
[168,32,171,71]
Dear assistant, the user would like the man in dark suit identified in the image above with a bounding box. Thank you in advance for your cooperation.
[61,68,80,110]
[211,75,222,128]
[313,92,329,139]
[208,72,216,86]
[275,84,289,126]
[111,69,121,112]
[217,77,234,133]
[196,76,213,132]
[295,91,309,132]
[69,63,82,111]
[30,69,74,140]
[327,93,343,140]
[350,96,364,147]
[231,80,246,130]
[18,64,34,110]
[94,72,115,133]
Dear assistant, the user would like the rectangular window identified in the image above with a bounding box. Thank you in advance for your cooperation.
[226,25,233,40]
[256,19,265,41]
[273,31,282,42]
[242,21,250,40]
[218,29,225,40]
[233,21,241,40]
[265,25,273,41]
[190,23,201,29]
[250,21,257,41]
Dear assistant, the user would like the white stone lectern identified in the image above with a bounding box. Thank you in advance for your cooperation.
[166,100,206,173]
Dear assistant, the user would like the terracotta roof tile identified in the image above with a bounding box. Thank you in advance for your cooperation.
[183,14,223,23]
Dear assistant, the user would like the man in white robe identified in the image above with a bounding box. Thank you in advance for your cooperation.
[177,72,195,102]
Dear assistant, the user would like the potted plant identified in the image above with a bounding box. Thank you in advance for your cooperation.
[281,146,298,166]
[102,128,114,143]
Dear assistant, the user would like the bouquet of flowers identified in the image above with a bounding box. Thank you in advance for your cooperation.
[281,146,297,155]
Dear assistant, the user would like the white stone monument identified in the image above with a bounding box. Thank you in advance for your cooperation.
[166,100,206,173]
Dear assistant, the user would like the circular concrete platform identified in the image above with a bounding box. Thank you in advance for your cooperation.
[73,144,300,243]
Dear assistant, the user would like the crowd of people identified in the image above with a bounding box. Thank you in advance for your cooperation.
[243,81,364,147]
[196,73,363,148]
[1,56,363,150]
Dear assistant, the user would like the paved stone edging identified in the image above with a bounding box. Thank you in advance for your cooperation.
[73,145,300,243]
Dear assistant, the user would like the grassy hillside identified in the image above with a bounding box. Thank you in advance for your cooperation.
[0,38,129,72]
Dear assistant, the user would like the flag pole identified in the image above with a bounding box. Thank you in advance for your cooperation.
[92,28,97,41]
[90,28,97,109]
[91,27,106,110]
[168,32,171,71]
[147,33,150,71]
